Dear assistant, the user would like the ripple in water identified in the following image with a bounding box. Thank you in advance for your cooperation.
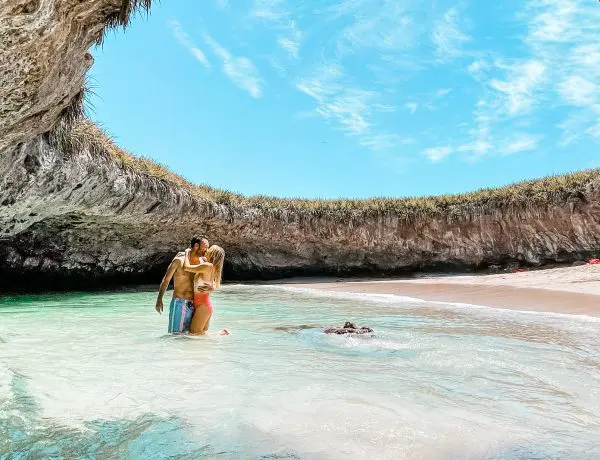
[1,285,599,459]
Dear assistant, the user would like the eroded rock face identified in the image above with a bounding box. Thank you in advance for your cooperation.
[0,0,124,153]
[2,131,600,290]
[1,0,600,290]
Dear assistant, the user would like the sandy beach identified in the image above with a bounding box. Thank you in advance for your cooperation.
[277,265,600,317]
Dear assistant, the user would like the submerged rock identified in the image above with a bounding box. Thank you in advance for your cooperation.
[275,323,373,335]
[323,322,373,335]
[274,325,321,334]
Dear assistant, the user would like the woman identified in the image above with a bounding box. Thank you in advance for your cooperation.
[183,245,228,335]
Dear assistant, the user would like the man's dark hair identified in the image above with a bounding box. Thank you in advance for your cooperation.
[190,235,206,248]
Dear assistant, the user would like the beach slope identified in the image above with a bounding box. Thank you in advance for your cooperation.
[277,265,600,317]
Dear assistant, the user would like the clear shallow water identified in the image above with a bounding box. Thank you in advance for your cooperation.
[1,286,599,459]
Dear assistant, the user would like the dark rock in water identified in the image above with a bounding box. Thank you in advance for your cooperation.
[274,325,320,334]
[276,322,373,335]
[323,322,373,335]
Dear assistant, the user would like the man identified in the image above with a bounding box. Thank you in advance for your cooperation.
[155,235,209,333]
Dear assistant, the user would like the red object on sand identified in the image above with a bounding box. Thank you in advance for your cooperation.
[588,259,600,265]
[511,268,526,273]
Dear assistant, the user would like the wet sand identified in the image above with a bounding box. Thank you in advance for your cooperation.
[275,265,600,317]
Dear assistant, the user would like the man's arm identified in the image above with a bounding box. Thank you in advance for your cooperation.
[183,248,212,273]
[183,262,213,274]
[155,258,181,314]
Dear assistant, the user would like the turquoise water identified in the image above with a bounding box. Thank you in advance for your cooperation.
[1,285,599,459]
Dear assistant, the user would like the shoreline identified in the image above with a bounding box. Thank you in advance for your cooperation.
[272,265,600,317]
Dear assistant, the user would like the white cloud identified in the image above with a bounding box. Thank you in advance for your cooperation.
[558,76,598,106]
[467,59,489,81]
[296,62,407,152]
[501,134,542,155]
[454,0,600,157]
[489,60,546,116]
[435,88,452,99]
[467,59,485,74]
[423,146,452,163]
[316,0,417,60]
[251,0,287,21]
[361,134,414,150]
[283,1,436,159]
[252,0,303,60]
[527,2,577,43]
[405,103,417,114]
[168,20,211,70]
[268,57,287,77]
[277,38,299,59]
[419,87,454,112]
[277,21,302,59]
[522,0,600,145]
[557,111,588,147]
[561,105,600,143]
[432,8,470,60]
[458,140,492,156]
[587,118,600,139]
[203,33,263,98]
[338,12,413,55]
[297,64,373,135]
[190,0,600,165]
[568,44,600,80]
[456,57,545,160]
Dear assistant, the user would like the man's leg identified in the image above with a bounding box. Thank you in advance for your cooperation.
[183,301,195,333]
[167,298,177,333]
[168,298,190,334]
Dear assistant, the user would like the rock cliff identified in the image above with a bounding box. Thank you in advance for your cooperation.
[1,0,600,290]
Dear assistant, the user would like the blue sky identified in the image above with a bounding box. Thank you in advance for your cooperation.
[89,0,600,199]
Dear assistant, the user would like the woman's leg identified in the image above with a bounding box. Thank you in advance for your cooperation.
[189,305,212,334]
[201,296,213,332]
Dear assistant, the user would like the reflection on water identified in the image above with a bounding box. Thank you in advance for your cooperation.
[2,373,208,459]
[1,285,599,459]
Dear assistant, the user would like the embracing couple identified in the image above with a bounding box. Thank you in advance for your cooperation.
[155,235,228,335]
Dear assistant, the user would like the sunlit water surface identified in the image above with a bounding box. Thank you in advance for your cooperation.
[1,285,599,459]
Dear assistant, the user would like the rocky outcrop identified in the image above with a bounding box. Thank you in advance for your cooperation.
[0,0,135,153]
[323,323,374,335]
[1,0,600,290]
[2,126,599,290]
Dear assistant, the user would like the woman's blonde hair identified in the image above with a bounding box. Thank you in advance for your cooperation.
[206,245,225,289]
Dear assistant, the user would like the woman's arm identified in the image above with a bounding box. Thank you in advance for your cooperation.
[183,249,213,273]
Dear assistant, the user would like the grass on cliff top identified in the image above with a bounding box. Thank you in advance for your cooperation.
[104,0,153,31]
[55,117,599,220]
[70,0,596,220]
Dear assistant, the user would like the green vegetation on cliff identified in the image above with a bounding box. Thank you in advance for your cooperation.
[39,0,592,224]
[53,112,598,223]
